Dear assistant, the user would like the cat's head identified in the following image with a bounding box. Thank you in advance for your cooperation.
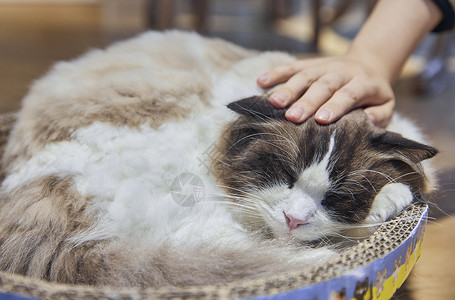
[213,96,437,242]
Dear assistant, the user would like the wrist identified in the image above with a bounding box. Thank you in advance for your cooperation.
[343,0,444,84]
[343,46,394,83]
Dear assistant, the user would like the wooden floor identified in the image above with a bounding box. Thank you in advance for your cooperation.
[393,85,455,300]
[1,2,454,299]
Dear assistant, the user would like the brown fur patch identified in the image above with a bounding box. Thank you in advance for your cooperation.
[1,31,254,172]
[0,176,92,278]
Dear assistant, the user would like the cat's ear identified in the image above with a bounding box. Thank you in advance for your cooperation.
[371,131,437,162]
[227,96,287,120]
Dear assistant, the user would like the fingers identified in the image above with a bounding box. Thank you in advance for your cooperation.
[364,99,395,128]
[268,68,326,109]
[312,80,394,127]
[284,74,347,123]
[314,80,369,124]
[257,57,396,127]
[257,62,304,88]
[257,59,324,88]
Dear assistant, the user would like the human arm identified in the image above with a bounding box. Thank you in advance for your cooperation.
[257,0,444,127]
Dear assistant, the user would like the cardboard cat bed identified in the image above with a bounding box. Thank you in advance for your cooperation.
[0,113,427,300]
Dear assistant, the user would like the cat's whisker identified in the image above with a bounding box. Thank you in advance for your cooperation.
[213,199,258,211]
[331,231,367,242]
[348,169,395,185]
[248,113,274,123]
[247,137,298,164]
[210,156,230,167]
[223,132,292,156]
[355,173,378,193]
[259,132,299,158]
[327,155,341,173]
[207,203,263,219]
[266,122,300,150]
[212,199,255,208]
[225,132,263,153]
[312,231,333,247]
[339,181,370,193]
[426,219,444,227]
[335,215,419,230]
[206,194,262,207]
[392,171,419,181]
[226,128,300,163]
[254,202,280,224]
[211,185,265,202]
[425,201,451,218]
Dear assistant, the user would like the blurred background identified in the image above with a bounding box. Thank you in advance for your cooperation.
[0,0,454,298]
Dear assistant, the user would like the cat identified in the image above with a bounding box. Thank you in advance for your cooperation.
[393,256,402,282]
[0,30,437,288]
[374,267,388,295]
[354,277,372,299]
[329,287,346,300]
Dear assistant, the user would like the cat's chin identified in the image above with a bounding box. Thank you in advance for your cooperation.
[269,223,329,243]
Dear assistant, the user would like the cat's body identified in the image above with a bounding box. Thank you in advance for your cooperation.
[0,31,436,288]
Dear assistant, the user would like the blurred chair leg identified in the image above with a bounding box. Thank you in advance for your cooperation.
[268,0,293,21]
[192,0,210,33]
[311,0,321,52]
[146,0,174,30]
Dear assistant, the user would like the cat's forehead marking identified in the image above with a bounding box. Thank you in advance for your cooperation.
[296,131,336,196]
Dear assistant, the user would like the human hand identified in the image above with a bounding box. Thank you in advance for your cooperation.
[256,55,395,128]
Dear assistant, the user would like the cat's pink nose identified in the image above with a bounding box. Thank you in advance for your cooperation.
[284,212,308,231]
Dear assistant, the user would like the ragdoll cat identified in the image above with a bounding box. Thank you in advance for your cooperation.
[0,30,436,288]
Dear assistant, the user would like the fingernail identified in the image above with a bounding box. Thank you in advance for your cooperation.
[257,74,270,84]
[286,106,305,122]
[316,108,332,122]
[270,92,287,106]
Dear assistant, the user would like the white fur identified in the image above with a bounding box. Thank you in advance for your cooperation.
[365,183,413,225]
[2,40,297,248]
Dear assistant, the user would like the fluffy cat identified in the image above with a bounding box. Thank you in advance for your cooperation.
[0,30,436,288]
